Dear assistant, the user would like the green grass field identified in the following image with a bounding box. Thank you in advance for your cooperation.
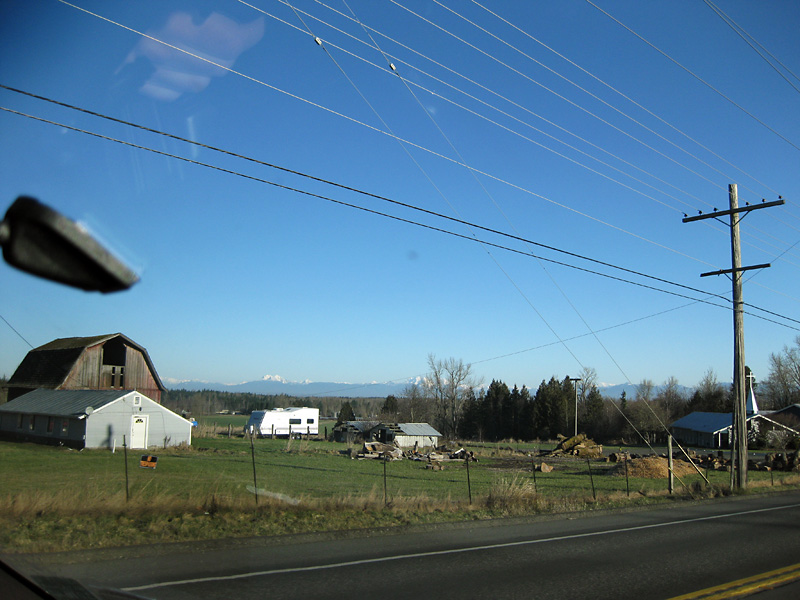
[2,433,798,553]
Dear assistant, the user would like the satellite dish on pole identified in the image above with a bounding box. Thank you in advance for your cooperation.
[85,406,94,415]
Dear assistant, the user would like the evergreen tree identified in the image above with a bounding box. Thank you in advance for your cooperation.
[337,401,356,424]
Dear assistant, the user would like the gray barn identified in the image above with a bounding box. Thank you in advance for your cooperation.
[0,389,192,449]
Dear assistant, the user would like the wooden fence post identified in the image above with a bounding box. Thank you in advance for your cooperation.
[668,436,674,494]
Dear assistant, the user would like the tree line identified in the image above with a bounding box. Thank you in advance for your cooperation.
[160,335,800,444]
[161,389,385,419]
[384,340,800,444]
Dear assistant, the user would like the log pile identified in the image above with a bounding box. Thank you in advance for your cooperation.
[544,434,603,459]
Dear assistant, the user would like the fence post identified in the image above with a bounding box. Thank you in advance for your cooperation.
[531,457,537,493]
[250,434,258,506]
[623,450,630,497]
[123,434,129,502]
[383,456,389,506]
[465,456,472,505]
[668,436,674,494]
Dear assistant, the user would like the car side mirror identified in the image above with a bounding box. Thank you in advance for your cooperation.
[0,196,139,292]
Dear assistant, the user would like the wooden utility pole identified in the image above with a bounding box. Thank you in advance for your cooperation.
[683,185,783,490]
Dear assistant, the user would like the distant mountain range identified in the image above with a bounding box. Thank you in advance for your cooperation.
[164,376,698,399]
[163,375,423,398]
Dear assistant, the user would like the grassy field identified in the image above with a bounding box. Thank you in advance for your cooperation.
[2,432,798,554]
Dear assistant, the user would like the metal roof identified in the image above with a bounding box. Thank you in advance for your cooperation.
[396,423,442,437]
[0,389,131,417]
[671,412,735,434]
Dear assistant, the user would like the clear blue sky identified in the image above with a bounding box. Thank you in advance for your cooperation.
[1,0,798,392]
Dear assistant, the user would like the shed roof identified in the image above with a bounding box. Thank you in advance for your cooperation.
[396,423,442,437]
[0,389,132,417]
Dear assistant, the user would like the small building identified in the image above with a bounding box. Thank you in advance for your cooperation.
[670,386,800,449]
[370,423,442,449]
[332,420,377,444]
[245,407,319,437]
[6,333,166,403]
[0,389,192,449]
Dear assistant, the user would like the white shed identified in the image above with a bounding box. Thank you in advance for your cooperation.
[246,407,319,437]
[0,389,192,449]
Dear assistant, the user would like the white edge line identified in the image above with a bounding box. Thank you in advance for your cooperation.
[123,502,800,592]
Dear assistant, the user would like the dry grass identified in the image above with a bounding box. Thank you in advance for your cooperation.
[607,456,697,479]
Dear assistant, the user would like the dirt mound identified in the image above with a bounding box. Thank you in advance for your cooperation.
[607,456,696,479]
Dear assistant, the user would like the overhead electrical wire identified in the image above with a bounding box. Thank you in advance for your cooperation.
[301,0,588,372]
[702,0,800,95]
[464,0,800,254]
[302,0,710,212]
[2,101,798,335]
[471,0,785,199]
[279,0,800,265]
[0,84,719,294]
[56,0,796,272]
[584,0,800,153]
[338,2,636,383]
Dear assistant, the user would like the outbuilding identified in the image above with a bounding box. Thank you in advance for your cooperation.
[0,389,192,449]
[370,423,442,449]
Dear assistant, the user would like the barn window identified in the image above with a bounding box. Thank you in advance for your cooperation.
[133,396,141,406]
[289,418,301,425]
[61,419,69,434]
[28,415,35,430]
[17,414,23,429]
[47,417,55,433]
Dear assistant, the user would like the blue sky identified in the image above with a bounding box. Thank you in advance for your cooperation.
[1,0,798,392]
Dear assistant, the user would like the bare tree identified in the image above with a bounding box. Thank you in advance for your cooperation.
[656,376,687,422]
[423,354,480,438]
[397,383,429,423]
[763,336,800,409]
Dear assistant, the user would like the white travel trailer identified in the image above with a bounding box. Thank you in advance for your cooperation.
[246,407,319,437]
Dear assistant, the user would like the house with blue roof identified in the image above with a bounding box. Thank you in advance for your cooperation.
[670,383,798,448]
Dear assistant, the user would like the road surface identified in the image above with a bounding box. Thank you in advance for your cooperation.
[7,490,800,599]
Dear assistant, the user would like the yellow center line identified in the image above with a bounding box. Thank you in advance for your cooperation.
[668,562,800,599]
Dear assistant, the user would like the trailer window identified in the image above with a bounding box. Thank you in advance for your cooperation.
[289,418,301,425]
[307,419,315,424]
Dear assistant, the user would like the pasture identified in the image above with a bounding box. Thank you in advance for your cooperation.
[2,428,798,553]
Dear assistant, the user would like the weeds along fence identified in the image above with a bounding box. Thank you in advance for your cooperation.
[2,436,798,519]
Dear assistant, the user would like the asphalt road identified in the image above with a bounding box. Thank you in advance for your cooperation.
[9,490,800,600]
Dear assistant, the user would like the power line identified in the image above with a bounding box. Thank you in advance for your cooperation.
[702,0,800,95]
[0,313,34,349]
[3,103,798,334]
[470,0,786,198]
[584,0,800,153]
[338,0,589,373]
[57,0,795,271]
[0,86,725,302]
[292,1,798,264]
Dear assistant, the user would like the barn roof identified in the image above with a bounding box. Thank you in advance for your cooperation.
[0,389,130,417]
[8,333,165,391]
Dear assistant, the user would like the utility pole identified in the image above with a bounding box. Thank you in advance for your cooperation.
[683,185,783,490]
